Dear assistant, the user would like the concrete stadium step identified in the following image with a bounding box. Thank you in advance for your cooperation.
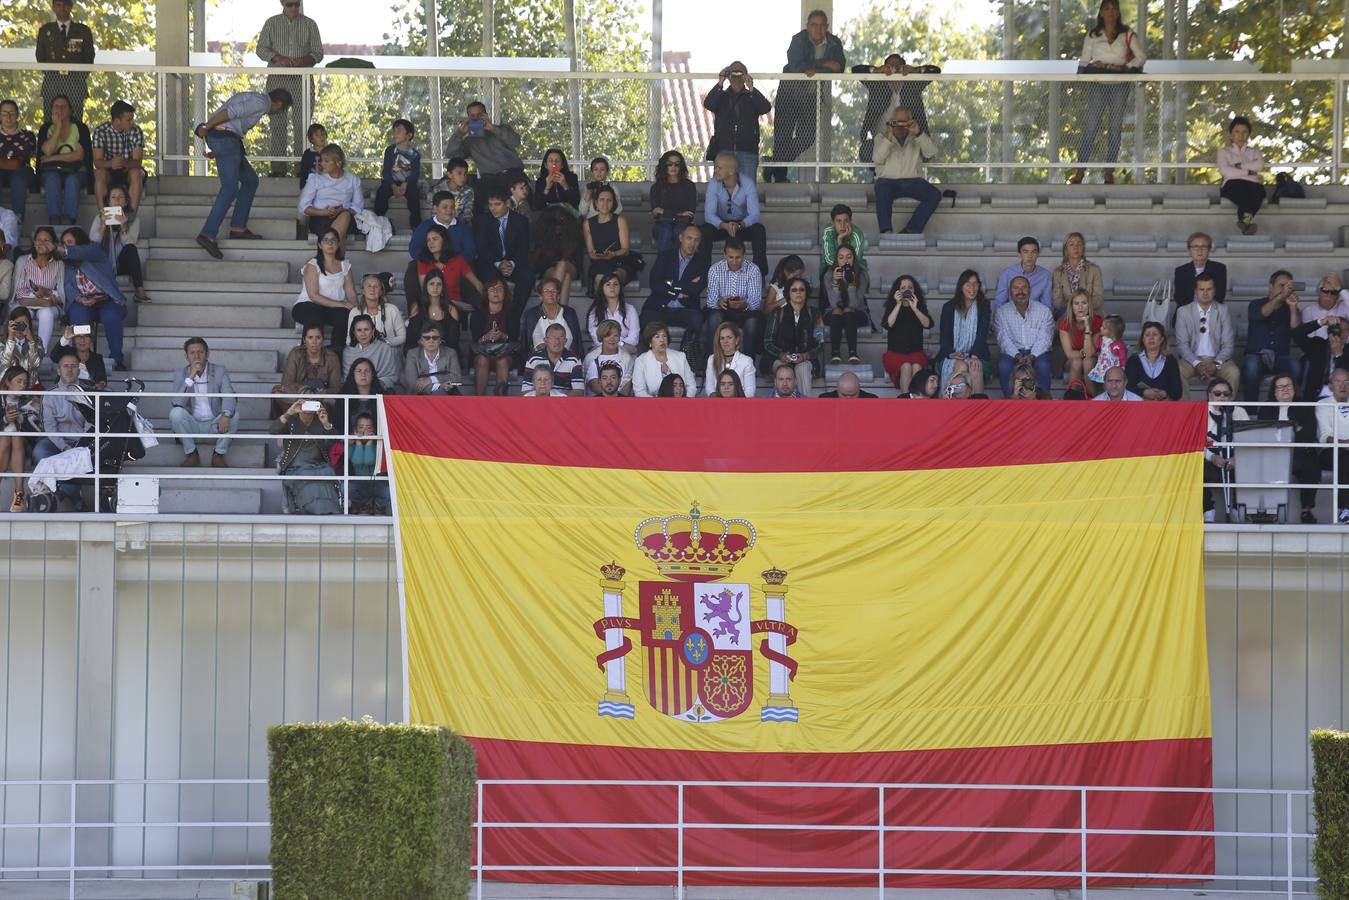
[129,346,280,373]
[157,484,264,515]
[131,441,268,468]
[135,304,285,328]
[158,214,300,241]
[125,333,310,360]
[146,258,290,284]
[139,282,297,307]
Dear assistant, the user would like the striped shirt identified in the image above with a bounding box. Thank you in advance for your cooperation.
[522,353,583,395]
[705,259,764,310]
[255,13,325,66]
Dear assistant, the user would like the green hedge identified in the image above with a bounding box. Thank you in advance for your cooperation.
[269,718,476,900]
[1313,729,1349,899]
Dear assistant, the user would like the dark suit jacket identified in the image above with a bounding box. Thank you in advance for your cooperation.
[645,249,709,312]
[472,210,531,283]
[1173,259,1227,307]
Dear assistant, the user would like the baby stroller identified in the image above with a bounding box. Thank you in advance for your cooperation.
[95,378,150,513]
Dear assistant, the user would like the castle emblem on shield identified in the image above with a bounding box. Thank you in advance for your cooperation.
[592,504,800,723]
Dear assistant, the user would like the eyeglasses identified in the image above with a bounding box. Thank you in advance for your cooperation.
[421,335,441,341]
[1320,288,1339,295]
[320,237,338,245]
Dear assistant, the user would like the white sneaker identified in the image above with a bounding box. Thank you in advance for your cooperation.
[1338,508,1349,525]
[1203,509,1216,523]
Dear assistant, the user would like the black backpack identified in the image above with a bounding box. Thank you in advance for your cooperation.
[1271,172,1305,204]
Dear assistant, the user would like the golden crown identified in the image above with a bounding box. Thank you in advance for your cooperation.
[634,504,756,582]
[761,567,788,585]
[599,562,627,581]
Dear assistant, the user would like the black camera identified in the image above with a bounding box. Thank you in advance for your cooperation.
[10,321,26,333]
[1019,377,1037,392]
[840,264,855,282]
[1330,324,1343,337]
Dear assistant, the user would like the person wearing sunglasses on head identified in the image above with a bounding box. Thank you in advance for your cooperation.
[256,0,324,176]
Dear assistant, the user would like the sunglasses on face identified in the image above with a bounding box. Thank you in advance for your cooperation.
[1321,288,1339,295]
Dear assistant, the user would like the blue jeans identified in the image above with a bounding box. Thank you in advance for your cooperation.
[67,299,126,362]
[874,177,942,233]
[33,438,83,501]
[652,221,683,256]
[201,132,258,237]
[733,151,759,184]
[1076,82,1132,164]
[41,169,81,221]
[997,352,1052,395]
[1242,352,1301,403]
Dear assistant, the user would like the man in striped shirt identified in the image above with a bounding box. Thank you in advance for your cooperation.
[256,0,324,174]
[704,237,764,358]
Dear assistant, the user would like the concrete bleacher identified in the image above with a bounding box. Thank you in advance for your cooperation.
[9,173,1349,515]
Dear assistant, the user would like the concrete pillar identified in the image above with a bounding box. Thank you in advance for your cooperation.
[647,0,663,178]
[156,0,192,175]
[563,0,581,163]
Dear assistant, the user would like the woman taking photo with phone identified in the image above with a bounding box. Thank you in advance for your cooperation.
[89,184,150,303]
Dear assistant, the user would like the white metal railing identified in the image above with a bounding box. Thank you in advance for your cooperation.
[473,778,1316,899]
[0,62,1344,182]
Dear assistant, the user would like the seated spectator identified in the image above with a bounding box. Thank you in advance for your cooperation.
[89,184,150,303]
[1295,314,1349,400]
[1070,0,1145,185]
[1057,291,1102,393]
[1203,378,1248,519]
[712,368,748,398]
[507,173,532,215]
[872,107,941,235]
[12,226,63,354]
[404,224,480,324]
[445,101,525,215]
[704,237,764,358]
[33,348,89,510]
[276,324,342,417]
[1318,368,1349,524]
[995,275,1054,394]
[48,324,105,389]
[1051,232,1104,316]
[582,185,638,296]
[583,319,635,396]
[1174,272,1240,392]
[632,322,695,398]
[820,371,877,398]
[938,269,990,395]
[529,365,560,397]
[405,271,458,354]
[763,255,806,315]
[168,337,237,468]
[348,273,406,351]
[298,123,327,189]
[1126,321,1183,400]
[0,212,14,265]
[703,63,771,184]
[1307,272,1349,340]
[521,277,584,357]
[1174,232,1226,306]
[763,276,817,392]
[36,94,91,226]
[587,273,642,354]
[58,226,125,370]
[657,372,689,397]
[704,321,757,397]
[903,367,940,399]
[649,150,696,255]
[293,228,356,350]
[768,365,804,399]
[1007,363,1047,400]
[373,118,422,229]
[1256,373,1320,523]
[882,274,933,393]
[944,371,973,399]
[1093,365,1142,401]
[995,237,1051,309]
[403,324,462,396]
[343,412,390,516]
[0,307,45,384]
[523,323,583,396]
[0,99,37,226]
[531,204,583,306]
[1243,270,1301,402]
[824,244,870,365]
[90,100,144,212]
[699,153,768,276]
[408,190,476,263]
[272,391,341,516]
[333,357,384,438]
[819,203,868,283]
[532,147,580,211]
[297,144,363,240]
[0,364,36,512]
[1218,116,1264,236]
[343,314,400,390]
[472,186,533,315]
[469,277,519,396]
[442,157,474,226]
[642,224,707,356]
[578,156,623,219]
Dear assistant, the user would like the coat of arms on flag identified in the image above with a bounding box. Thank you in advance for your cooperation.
[592,504,800,723]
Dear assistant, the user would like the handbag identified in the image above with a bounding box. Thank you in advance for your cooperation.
[1141,278,1174,328]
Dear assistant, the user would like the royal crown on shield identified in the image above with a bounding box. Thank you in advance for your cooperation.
[593,504,800,725]
[633,504,757,581]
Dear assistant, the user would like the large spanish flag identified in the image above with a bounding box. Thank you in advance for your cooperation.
[385,397,1212,888]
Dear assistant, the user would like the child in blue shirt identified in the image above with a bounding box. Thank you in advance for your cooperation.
[374,118,422,228]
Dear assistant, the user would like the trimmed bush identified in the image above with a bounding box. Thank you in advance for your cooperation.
[269,718,476,900]
[1313,729,1349,899]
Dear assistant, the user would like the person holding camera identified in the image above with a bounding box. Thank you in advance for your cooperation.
[1242,270,1301,403]
[89,184,150,303]
[1173,272,1240,394]
[872,107,941,235]
[881,275,932,393]
[762,276,817,393]
[994,275,1054,395]
[703,61,772,184]
[48,323,105,389]
[1294,315,1349,401]
[168,337,238,468]
[853,54,940,163]
[445,101,525,216]
[1008,364,1044,400]
[823,244,870,365]
[0,307,45,385]
[271,390,342,516]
